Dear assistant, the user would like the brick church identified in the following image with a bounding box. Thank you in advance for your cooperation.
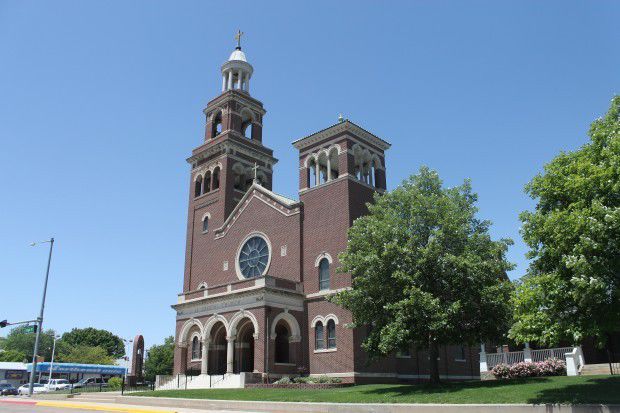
[172,39,479,384]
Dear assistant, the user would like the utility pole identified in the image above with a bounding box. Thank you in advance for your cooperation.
[28,238,55,396]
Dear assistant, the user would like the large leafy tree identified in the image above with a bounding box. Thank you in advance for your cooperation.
[332,167,514,383]
[0,326,56,361]
[0,349,27,362]
[57,344,114,365]
[61,328,125,358]
[511,96,620,350]
[143,336,174,382]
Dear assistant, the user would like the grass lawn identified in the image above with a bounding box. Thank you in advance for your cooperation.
[130,375,620,404]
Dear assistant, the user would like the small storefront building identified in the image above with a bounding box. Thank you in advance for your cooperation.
[27,362,126,383]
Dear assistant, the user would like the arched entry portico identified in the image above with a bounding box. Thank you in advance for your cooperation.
[206,320,228,375]
[229,310,259,374]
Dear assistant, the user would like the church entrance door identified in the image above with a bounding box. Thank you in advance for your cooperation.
[208,321,227,375]
[234,318,255,373]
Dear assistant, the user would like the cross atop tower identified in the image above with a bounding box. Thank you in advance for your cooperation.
[252,162,259,184]
[235,30,244,50]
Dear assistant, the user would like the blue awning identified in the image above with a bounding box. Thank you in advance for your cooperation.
[26,362,126,375]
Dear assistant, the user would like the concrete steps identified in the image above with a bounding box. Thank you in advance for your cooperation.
[580,363,618,375]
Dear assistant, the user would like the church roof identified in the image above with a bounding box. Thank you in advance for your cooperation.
[214,182,300,239]
[292,119,391,151]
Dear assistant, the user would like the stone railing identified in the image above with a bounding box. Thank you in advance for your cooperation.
[565,346,585,376]
[178,275,303,303]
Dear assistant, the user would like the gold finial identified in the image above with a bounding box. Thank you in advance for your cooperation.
[235,29,244,49]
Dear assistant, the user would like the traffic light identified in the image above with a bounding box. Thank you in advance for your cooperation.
[0,320,7,328]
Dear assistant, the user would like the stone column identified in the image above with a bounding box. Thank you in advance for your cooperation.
[327,158,332,181]
[201,340,209,375]
[237,70,243,89]
[246,76,250,92]
[479,343,488,372]
[227,70,233,90]
[222,74,226,92]
[226,335,235,374]
[523,342,532,363]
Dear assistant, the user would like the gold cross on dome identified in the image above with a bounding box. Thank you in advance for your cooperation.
[235,30,244,48]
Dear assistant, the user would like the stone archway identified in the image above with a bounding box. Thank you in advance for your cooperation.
[208,321,228,375]
[234,319,255,373]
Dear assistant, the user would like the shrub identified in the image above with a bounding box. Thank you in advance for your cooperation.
[491,358,566,379]
[292,376,312,384]
[107,377,122,390]
[274,376,291,385]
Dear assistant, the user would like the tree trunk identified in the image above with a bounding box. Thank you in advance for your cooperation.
[429,336,440,384]
[606,333,614,375]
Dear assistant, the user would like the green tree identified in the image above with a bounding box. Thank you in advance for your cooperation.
[61,328,125,358]
[144,336,174,382]
[57,344,114,365]
[511,96,620,351]
[332,167,514,383]
[0,349,27,362]
[1,326,56,361]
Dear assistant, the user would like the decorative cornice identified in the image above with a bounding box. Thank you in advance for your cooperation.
[292,120,391,152]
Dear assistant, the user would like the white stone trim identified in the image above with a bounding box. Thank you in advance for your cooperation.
[314,252,333,267]
[229,310,259,339]
[313,348,337,354]
[270,311,301,338]
[178,318,204,345]
[292,120,391,151]
[234,231,272,281]
[197,282,208,290]
[203,314,230,340]
[305,287,351,299]
[311,313,339,328]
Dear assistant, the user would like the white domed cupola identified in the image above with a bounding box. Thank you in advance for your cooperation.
[221,30,253,94]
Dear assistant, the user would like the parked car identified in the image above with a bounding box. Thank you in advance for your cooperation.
[0,383,18,396]
[71,377,108,389]
[17,384,48,395]
[46,379,71,391]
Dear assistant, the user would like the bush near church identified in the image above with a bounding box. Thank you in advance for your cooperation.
[491,358,566,379]
[107,377,122,390]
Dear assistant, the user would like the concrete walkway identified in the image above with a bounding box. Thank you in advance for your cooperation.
[116,396,620,413]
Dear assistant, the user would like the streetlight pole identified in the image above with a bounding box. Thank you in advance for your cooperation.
[28,238,55,397]
[123,338,133,379]
[48,334,60,382]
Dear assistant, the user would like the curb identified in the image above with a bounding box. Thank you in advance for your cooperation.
[116,396,620,413]
[0,398,176,413]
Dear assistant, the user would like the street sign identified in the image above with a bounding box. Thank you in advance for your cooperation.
[24,325,37,333]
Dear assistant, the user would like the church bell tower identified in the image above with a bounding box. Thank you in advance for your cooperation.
[183,32,278,292]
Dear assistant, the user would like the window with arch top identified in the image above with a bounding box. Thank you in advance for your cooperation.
[191,336,201,360]
[202,216,209,233]
[315,321,324,350]
[327,319,336,349]
[319,258,330,291]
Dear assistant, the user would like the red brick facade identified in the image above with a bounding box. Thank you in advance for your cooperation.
[171,46,479,383]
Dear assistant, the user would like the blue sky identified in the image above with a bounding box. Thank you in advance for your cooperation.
[1,1,618,349]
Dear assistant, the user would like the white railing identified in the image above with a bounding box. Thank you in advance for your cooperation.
[531,347,573,362]
[565,346,585,376]
[154,373,244,390]
[480,344,577,372]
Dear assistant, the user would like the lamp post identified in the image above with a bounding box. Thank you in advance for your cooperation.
[48,334,60,382]
[27,238,55,397]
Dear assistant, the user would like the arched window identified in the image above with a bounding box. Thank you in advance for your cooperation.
[274,322,290,363]
[212,167,220,190]
[327,320,336,349]
[191,336,201,360]
[211,112,222,138]
[319,258,330,291]
[202,216,209,233]
[307,159,317,187]
[204,171,212,193]
[242,121,253,139]
[315,321,324,350]
[194,176,203,197]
